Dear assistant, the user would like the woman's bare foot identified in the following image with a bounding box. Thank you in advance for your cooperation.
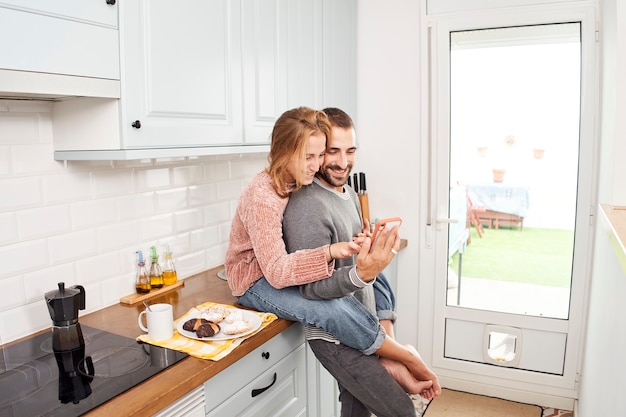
[379,357,433,395]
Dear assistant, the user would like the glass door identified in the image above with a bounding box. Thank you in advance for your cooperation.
[425,4,597,404]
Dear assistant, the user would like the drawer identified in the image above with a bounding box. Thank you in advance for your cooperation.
[203,323,303,402]
[205,344,306,417]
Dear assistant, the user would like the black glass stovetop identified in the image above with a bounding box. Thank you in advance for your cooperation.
[0,325,187,417]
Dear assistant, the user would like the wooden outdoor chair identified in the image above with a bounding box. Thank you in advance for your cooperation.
[467,196,485,238]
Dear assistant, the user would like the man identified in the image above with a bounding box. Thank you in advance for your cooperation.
[283,108,440,417]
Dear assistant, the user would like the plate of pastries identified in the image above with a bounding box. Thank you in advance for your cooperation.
[177,306,262,341]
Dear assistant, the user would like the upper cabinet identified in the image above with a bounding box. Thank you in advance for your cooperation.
[0,0,120,98]
[4,0,356,160]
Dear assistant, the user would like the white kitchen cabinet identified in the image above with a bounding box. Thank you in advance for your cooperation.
[204,323,306,417]
[52,0,356,160]
[0,0,120,98]
[153,386,205,417]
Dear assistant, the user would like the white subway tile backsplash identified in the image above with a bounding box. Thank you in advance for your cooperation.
[1,102,266,344]
[155,188,188,213]
[139,213,175,241]
[0,146,10,177]
[0,112,40,144]
[0,300,50,344]
[42,172,92,204]
[118,192,156,220]
[229,156,266,178]
[204,159,231,182]
[75,252,121,285]
[136,166,171,190]
[204,201,231,225]
[189,183,218,207]
[0,276,26,311]
[17,204,71,240]
[12,144,65,176]
[0,212,18,245]
[216,180,245,200]
[98,220,140,252]
[0,239,49,278]
[71,198,118,230]
[190,227,220,251]
[92,168,134,197]
[48,229,98,264]
[173,164,204,186]
[23,263,76,304]
[0,177,42,212]
[174,208,204,233]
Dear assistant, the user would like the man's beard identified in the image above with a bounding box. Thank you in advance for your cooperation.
[318,164,352,188]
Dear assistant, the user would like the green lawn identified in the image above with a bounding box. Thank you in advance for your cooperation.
[449,226,575,287]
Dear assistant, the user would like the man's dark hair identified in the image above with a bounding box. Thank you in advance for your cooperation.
[323,107,354,129]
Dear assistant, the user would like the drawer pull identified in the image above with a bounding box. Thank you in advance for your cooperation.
[261,351,270,359]
[251,372,277,398]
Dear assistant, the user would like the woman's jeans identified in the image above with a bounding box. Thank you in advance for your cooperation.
[237,273,395,355]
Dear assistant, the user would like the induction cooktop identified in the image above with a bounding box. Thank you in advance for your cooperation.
[0,325,187,417]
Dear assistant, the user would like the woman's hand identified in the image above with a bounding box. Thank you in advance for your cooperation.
[327,241,361,261]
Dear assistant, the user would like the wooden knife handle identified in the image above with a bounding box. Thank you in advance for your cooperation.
[359,194,370,225]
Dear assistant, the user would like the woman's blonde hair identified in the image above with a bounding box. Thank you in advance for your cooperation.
[266,107,331,197]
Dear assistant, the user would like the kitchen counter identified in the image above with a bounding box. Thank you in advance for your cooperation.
[80,266,293,417]
[24,238,408,417]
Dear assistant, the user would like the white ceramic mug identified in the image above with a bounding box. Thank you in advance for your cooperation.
[138,303,174,341]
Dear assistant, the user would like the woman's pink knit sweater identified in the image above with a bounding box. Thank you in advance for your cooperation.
[225,171,334,296]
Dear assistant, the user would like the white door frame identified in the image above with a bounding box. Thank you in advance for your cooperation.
[418,2,598,409]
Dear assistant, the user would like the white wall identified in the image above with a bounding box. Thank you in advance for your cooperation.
[577,0,626,415]
[0,100,266,344]
[355,0,425,349]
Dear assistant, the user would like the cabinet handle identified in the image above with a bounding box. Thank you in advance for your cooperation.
[251,372,277,398]
[131,120,141,129]
[106,0,116,4]
[261,351,270,359]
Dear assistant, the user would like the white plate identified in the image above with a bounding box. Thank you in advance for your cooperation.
[176,308,262,341]
[216,269,227,281]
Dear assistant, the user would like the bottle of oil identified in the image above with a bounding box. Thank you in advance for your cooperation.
[162,243,178,285]
[135,250,151,294]
[149,246,164,289]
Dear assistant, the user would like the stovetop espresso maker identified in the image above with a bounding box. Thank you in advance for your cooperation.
[45,282,86,351]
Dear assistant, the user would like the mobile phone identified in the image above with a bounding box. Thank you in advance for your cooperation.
[370,217,402,249]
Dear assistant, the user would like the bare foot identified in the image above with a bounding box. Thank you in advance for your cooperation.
[380,357,433,395]
[403,345,442,398]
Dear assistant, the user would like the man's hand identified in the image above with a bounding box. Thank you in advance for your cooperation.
[354,225,401,281]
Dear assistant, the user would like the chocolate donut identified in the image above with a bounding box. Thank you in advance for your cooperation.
[182,317,209,332]
[196,322,220,338]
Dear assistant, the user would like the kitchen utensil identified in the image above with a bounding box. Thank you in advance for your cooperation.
[45,282,86,351]
[138,303,174,341]
[143,301,152,312]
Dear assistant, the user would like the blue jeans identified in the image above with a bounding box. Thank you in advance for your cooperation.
[237,276,390,355]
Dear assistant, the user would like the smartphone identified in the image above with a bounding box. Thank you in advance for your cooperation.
[370,217,402,249]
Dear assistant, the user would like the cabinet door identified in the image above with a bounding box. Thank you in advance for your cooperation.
[321,0,357,114]
[0,2,119,80]
[241,0,284,145]
[120,0,243,149]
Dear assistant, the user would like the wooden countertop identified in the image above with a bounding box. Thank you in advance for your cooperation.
[35,239,408,416]
[80,266,293,417]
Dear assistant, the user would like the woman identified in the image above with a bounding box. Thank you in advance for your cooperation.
[225,107,439,399]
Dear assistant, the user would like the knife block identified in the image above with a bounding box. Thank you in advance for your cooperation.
[359,194,370,225]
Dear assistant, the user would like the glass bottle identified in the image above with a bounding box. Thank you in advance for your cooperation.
[135,250,151,294]
[162,243,178,285]
[149,246,164,289]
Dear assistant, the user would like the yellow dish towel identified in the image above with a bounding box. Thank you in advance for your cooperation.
[137,301,278,361]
